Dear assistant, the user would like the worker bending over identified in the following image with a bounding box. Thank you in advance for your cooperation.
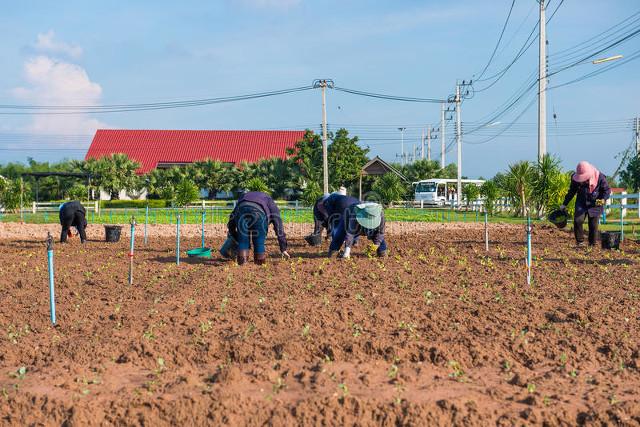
[227,191,290,265]
[307,189,359,246]
[59,201,87,243]
[560,161,611,246]
[328,202,387,258]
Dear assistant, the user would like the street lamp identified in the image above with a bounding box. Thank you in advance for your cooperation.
[398,127,406,165]
[592,54,623,64]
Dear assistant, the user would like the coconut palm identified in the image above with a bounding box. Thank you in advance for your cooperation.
[503,161,535,216]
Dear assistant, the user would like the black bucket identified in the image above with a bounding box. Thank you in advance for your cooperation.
[104,225,123,243]
[601,231,621,250]
[304,233,323,246]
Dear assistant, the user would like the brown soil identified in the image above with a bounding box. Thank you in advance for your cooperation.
[1,223,639,426]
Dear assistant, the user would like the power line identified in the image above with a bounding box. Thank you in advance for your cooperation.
[332,86,444,103]
[474,0,517,80]
[0,86,315,115]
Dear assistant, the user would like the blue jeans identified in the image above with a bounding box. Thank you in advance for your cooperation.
[329,220,384,252]
[236,205,268,254]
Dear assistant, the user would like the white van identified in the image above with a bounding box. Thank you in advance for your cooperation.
[413,178,484,206]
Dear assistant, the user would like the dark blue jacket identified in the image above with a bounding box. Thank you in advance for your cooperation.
[323,194,359,218]
[343,204,386,248]
[312,195,330,235]
[228,192,288,251]
[59,201,87,242]
[563,173,611,218]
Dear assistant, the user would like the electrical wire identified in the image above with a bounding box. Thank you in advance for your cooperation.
[0,86,315,115]
[474,0,517,81]
[332,86,444,103]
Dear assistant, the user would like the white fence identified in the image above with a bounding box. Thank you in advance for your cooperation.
[29,201,100,214]
[605,192,640,219]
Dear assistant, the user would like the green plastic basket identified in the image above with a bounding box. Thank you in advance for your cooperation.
[186,247,212,258]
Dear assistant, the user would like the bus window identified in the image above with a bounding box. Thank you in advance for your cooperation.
[416,182,437,193]
[437,184,445,197]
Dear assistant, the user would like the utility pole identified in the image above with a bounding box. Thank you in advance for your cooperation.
[538,0,547,161]
[421,129,425,160]
[635,116,639,155]
[313,79,334,194]
[455,84,462,207]
[398,127,406,165]
[440,103,446,168]
[427,126,432,161]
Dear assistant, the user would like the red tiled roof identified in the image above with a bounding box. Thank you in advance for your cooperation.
[85,129,307,174]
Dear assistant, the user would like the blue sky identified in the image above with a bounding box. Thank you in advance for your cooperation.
[1,0,639,178]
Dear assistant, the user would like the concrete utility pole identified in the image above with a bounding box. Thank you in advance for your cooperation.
[538,0,547,161]
[427,126,432,161]
[398,127,406,165]
[421,129,425,160]
[455,84,462,207]
[321,82,329,193]
[313,79,334,194]
[440,102,446,168]
[636,117,639,155]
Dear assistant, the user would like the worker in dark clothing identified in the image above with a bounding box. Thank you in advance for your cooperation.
[322,192,360,236]
[59,201,87,243]
[305,191,360,246]
[561,161,611,246]
[227,191,290,265]
[308,193,331,244]
[328,202,387,258]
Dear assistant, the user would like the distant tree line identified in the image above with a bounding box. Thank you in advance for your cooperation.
[2,128,639,215]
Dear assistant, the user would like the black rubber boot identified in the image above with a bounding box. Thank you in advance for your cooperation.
[254,252,267,265]
[237,250,249,265]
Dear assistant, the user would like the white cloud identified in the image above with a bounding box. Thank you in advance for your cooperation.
[34,30,83,59]
[12,54,108,135]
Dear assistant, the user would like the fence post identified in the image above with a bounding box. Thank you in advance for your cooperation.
[622,191,628,219]
[144,205,149,245]
[129,217,136,285]
[95,200,99,214]
[46,233,56,325]
[176,214,181,265]
[32,201,37,214]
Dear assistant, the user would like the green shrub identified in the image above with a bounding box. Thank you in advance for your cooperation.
[300,181,322,207]
[174,178,200,207]
[244,177,271,194]
[100,199,170,209]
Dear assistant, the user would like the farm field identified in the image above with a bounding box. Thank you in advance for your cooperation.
[1,223,639,425]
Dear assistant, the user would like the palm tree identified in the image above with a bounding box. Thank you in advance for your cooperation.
[532,154,564,217]
[504,161,535,216]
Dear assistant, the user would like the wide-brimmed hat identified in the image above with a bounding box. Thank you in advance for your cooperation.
[573,161,595,183]
[354,202,382,229]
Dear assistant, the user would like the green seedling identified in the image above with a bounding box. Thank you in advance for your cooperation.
[387,364,399,380]
[527,383,536,394]
[448,361,464,379]
[10,367,27,380]
[337,382,349,401]
[301,324,311,340]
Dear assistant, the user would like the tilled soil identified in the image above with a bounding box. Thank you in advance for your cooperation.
[0,223,639,426]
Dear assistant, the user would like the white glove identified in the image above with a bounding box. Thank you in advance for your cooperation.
[340,246,351,259]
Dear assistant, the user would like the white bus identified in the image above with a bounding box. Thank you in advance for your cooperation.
[413,178,485,206]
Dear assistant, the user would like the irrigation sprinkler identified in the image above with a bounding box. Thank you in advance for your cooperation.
[526,216,532,286]
[129,216,136,285]
[176,214,181,266]
[46,233,56,325]
[144,205,149,245]
[620,210,624,242]
[484,211,489,252]
[201,209,206,248]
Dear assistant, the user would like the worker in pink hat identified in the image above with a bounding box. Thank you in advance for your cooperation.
[560,161,611,246]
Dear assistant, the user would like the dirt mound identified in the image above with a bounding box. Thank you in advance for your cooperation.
[1,225,639,425]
